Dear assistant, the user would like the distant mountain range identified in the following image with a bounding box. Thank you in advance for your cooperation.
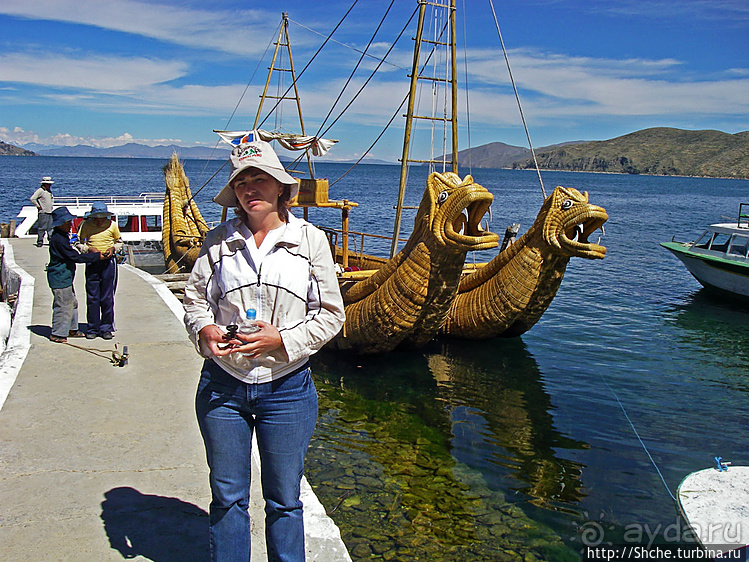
[3,127,747,178]
[34,142,232,160]
[511,128,749,179]
[4,141,392,164]
[448,140,585,169]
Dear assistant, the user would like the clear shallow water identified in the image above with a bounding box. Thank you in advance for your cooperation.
[2,156,748,559]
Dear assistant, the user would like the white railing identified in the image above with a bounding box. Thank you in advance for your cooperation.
[54,193,164,206]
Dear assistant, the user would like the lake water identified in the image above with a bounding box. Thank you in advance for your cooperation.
[2,156,748,560]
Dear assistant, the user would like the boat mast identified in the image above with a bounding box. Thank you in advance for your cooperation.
[255,12,314,178]
[390,0,458,258]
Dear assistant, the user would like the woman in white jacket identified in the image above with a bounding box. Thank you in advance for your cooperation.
[183,140,345,561]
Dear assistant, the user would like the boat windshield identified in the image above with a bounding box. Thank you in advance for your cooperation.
[728,234,749,258]
[706,232,730,252]
[693,230,728,250]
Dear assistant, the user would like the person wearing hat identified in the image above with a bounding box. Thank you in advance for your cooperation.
[78,202,123,340]
[30,176,55,247]
[46,207,103,343]
[183,140,345,561]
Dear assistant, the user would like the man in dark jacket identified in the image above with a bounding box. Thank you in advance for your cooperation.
[47,207,102,343]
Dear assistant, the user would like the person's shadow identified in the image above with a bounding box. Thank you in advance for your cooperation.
[101,487,209,561]
[28,323,90,339]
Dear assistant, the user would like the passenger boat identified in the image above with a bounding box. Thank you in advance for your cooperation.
[661,203,749,300]
[164,2,608,353]
[14,194,165,268]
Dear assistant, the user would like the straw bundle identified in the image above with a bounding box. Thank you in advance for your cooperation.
[162,153,209,273]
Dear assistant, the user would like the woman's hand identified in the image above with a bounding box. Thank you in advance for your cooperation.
[230,320,284,358]
[198,324,237,357]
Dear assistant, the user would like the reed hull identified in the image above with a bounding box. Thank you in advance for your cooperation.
[442,186,608,339]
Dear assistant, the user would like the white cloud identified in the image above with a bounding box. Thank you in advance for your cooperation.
[589,0,749,21]
[0,52,188,92]
[0,0,277,56]
[462,48,749,122]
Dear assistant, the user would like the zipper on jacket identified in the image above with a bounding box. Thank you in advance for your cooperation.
[255,263,263,320]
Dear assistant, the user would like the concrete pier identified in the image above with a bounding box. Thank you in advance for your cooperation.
[0,238,350,561]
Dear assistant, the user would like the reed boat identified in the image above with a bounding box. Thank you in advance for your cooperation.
[164,2,608,353]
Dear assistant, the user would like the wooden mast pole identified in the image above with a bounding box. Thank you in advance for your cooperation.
[254,16,285,131]
[282,14,314,179]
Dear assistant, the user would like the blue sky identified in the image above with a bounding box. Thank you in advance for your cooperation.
[0,0,747,162]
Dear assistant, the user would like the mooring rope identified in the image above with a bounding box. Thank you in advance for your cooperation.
[62,341,129,367]
[599,373,678,503]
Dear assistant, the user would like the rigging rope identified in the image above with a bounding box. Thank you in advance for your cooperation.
[425,8,451,173]
[330,91,409,188]
[460,0,473,175]
[317,6,418,141]
[171,24,278,216]
[257,1,360,132]
[314,0,397,139]
[289,18,406,72]
[330,5,442,189]
[487,0,546,199]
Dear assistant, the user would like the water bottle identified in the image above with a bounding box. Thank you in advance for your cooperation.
[239,308,260,335]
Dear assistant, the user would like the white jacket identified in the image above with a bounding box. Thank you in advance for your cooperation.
[183,214,345,384]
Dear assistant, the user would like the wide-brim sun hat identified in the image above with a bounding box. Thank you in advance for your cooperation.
[51,207,76,228]
[85,201,114,219]
[213,140,299,208]
[41,176,54,185]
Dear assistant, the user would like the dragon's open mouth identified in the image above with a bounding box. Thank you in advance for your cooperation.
[443,190,499,250]
[560,210,608,259]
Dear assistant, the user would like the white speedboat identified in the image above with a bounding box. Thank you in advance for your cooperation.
[14,193,165,268]
[661,204,749,300]
[677,459,748,559]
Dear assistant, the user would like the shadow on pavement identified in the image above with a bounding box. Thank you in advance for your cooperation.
[101,486,209,561]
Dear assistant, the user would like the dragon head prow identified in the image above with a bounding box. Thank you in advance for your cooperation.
[413,171,499,252]
[540,186,608,259]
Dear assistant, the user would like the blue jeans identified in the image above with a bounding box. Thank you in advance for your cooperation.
[85,257,117,335]
[196,360,318,562]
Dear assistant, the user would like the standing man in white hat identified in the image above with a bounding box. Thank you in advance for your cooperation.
[30,176,55,247]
